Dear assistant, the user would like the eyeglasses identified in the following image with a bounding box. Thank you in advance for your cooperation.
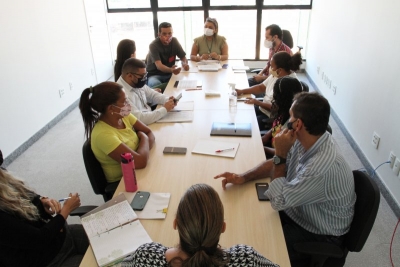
[129,72,148,81]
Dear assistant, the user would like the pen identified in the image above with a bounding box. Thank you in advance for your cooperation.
[234,123,237,133]
[216,148,235,153]
[185,88,202,91]
[59,197,71,202]
[170,110,181,112]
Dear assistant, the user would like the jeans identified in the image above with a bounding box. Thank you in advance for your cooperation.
[147,74,172,88]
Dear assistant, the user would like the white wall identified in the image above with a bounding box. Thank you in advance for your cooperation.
[0,0,96,157]
[306,0,400,205]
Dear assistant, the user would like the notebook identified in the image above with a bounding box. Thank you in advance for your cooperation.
[210,122,252,137]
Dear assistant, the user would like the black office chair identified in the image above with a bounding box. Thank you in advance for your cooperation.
[293,170,380,267]
[82,139,119,202]
[282,29,294,49]
[300,81,309,92]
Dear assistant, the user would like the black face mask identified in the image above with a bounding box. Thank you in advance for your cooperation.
[134,79,147,88]
[287,119,298,130]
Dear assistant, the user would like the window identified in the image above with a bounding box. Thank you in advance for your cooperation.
[157,11,204,56]
[107,0,150,9]
[264,0,311,5]
[108,12,154,59]
[210,0,255,6]
[260,10,310,59]
[209,10,257,59]
[158,0,202,7]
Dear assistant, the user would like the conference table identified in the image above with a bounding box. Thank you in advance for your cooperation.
[80,60,291,267]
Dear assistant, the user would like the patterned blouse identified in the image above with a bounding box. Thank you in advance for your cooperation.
[117,242,279,267]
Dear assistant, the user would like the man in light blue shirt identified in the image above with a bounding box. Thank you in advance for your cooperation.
[215,92,356,266]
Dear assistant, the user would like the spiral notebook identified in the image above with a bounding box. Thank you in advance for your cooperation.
[81,194,152,267]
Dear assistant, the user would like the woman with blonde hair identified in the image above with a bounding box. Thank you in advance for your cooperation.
[0,169,87,267]
[190,18,229,62]
[118,184,279,267]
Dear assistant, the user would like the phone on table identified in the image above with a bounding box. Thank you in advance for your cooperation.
[255,183,269,201]
[163,147,187,155]
[174,93,182,103]
[222,64,228,69]
[130,191,150,211]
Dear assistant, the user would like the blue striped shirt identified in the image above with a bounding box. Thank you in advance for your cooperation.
[265,132,356,236]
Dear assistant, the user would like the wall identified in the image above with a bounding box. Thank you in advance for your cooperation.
[306,0,400,205]
[0,0,96,157]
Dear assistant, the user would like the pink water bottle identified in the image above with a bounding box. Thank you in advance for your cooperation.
[121,153,138,192]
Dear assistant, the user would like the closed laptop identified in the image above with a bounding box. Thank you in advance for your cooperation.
[210,122,252,137]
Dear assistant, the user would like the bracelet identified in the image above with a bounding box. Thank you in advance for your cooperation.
[219,55,222,61]
[40,196,48,200]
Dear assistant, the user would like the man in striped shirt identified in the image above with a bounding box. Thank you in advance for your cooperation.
[248,24,293,87]
[215,92,356,266]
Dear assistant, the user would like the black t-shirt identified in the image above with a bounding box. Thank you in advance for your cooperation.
[146,37,186,76]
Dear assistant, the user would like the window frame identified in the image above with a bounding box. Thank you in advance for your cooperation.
[106,0,312,60]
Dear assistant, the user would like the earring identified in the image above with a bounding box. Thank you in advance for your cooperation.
[111,112,114,115]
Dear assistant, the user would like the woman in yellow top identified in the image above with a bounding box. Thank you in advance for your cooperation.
[79,81,155,183]
[190,18,229,61]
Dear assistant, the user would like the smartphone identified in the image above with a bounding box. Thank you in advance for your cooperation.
[222,64,228,69]
[130,191,150,211]
[255,183,269,201]
[174,93,182,103]
[163,147,187,155]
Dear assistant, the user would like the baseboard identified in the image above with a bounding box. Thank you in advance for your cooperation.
[3,99,79,168]
[306,71,400,218]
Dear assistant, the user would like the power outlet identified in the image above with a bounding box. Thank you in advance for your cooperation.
[393,159,400,176]
[69,82,73,90]
[332,85,337,95]
[389,152,396,168]
[371,132,380,149]
[59,89,65,98]
[317,66,320,74]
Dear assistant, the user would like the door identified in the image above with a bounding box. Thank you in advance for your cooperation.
[84,0,114,83]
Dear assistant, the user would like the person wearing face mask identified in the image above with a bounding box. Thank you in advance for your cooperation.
[79,82,155,183]
[248,24,293,88]
[190,17,229,62]
[215,92,356,267]
[117,58,177,125]
[236,51,302,131]
[146,22,190,88]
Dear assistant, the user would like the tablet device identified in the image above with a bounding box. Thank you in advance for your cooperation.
[210,122,252,137]
[255,183,269,201]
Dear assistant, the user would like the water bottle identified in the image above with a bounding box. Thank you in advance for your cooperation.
[228,83,237,107]
[121,153,138,192]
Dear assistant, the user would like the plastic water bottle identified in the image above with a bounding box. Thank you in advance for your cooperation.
[229,83,237,107]
[120,153,138,192]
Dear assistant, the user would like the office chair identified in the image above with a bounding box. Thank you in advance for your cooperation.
[293,170,380,267]
[82,139,119,202]
[300,81,309,92]
[282,29,294,49]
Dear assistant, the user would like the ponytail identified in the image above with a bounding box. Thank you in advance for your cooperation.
[273,51,303,72]
[79,87,98,140]
[289,52,303,71]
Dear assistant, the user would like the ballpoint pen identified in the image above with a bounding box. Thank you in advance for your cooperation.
[59,197,71,202]
[216,148,235,153]
[185,88,202,91]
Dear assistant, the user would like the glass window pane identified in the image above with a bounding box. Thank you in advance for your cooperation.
[264,0,311,4]
[108,12,154,60]
[209,10,256,59]
[211,0,255,6]
[107,0,150,9]
[260,10,310,59]
[158,0,202,7]
[157,11,204,56]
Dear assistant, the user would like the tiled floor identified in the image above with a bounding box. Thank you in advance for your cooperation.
[5,74,400,266]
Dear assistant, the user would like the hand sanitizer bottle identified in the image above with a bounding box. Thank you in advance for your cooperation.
[228,83,237,107]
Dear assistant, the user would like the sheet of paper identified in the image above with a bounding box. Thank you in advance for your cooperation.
[196,60,220,65]
[198,64,220,71]
[173,101,194,111]
[156,110,193,123]
[81,200,137,238]
[232,65,250,70]
[122,192,171,219]
[192,139,240,158]
[177,80,198,89]
[90,220,152,267]
[237,94,254,101]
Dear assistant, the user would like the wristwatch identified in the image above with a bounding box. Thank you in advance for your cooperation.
[272,155,286,165]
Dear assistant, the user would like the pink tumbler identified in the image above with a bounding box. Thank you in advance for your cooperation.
[120,153,138,192]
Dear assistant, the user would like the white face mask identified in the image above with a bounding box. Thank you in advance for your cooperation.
[264,39,273,49]
[204,28,214,36]
[113,103,132,117]
[269,66,279,78]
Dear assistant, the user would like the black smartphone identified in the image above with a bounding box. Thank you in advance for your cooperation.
[130,191,150,211]
[163,147,187,155]
[255,183,269,201]
[174,93,182,103]
[222,64,228,69]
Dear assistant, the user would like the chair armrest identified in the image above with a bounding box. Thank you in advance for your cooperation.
[251,68,263,73]
[70,205,98,217]
[293,242,344,258]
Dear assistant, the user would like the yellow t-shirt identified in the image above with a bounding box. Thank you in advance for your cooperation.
[91,114,139,183]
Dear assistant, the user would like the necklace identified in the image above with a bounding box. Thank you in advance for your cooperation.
[204,36,214,54]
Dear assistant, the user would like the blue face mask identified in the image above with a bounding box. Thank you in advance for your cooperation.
[287,119,298,130]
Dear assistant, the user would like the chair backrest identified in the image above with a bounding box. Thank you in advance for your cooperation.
[344,170,380,252]
[282,29,294,49]
[300,81,309,92]
[82,139,108,197]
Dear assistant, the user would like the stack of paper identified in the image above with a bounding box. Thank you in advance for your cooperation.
[156,110,194,123]
[192,139,240,158]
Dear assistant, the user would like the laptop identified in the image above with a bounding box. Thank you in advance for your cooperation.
[210,122,252,137]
